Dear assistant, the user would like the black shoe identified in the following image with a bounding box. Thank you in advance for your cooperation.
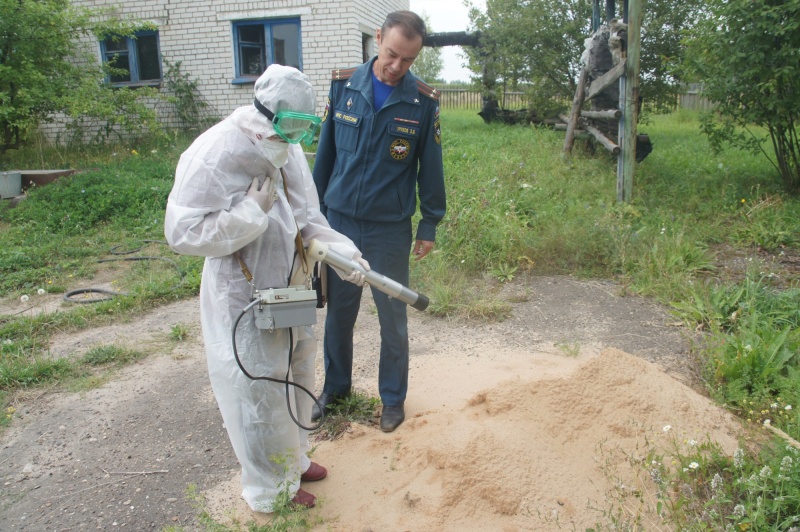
[311,392,347,421]
[380,405,405,432]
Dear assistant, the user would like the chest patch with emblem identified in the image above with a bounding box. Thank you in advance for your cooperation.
[390,138,411,160]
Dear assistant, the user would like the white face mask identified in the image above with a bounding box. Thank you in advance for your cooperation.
[256,137,290,168]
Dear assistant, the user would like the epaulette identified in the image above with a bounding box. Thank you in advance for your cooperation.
[417,80,440,101]
[331,67,357,81]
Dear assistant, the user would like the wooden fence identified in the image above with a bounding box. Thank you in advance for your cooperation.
[678,83,713,111]
[433,88,527,110]
[435,85,714,112]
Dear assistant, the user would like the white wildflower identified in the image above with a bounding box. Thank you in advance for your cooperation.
[37,288,46,295]
[711,473,723,492]
[764,419,771,425]
[734,448,745,468]
[780,456,793,473]
[786,405,793,411]
[688,439,697,447]
[689,462,699,470]
[20,294,29,303]
[733,504,746,518]
[759,465,772,479]
[649,468,662,484]
[662,425,672,432]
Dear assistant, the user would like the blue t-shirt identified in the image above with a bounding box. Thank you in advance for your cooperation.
[372,70,395,110]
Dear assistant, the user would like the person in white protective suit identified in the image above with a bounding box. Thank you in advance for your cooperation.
[164,64,369,511]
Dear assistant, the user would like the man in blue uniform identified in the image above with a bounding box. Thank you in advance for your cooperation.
[312,10,446,432]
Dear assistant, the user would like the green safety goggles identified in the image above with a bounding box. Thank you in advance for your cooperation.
[253,99,321,146]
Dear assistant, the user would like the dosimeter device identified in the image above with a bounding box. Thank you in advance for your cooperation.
[306,239,429,311]
[235,239,430,431]
[252,286,318,332]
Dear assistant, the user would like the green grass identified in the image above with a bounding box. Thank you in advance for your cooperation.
[172,481,318,532]
[2,108,800,529]
[312,391,380,441]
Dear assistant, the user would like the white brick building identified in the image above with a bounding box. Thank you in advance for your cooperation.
[50,0,407,136]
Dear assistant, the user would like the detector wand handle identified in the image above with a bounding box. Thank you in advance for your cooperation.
[307,239,429,311]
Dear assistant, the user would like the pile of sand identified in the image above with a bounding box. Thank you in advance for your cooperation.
[207,348,745,531]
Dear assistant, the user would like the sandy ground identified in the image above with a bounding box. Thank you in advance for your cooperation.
[0,274,747,531]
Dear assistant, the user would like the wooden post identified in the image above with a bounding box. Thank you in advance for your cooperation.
[563,67,588,156]
[586,125,621,155]
[616,0,642,203]
[581,109,621,120]
[585,62,624,101]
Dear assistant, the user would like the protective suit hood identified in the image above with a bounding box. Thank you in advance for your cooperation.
[238,64,317,167]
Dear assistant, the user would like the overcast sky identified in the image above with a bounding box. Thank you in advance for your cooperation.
[408,0,487,82]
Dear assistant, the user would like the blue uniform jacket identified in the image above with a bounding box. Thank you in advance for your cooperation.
[312,58,446,242]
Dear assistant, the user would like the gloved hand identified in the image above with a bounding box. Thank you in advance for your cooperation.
[345,257,370,287]
[246,176,277,212]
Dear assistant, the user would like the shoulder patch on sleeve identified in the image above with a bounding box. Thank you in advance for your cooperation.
[331,67,358,81]
[417,80,440,101]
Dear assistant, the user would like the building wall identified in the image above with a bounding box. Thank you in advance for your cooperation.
[44,0,407,138]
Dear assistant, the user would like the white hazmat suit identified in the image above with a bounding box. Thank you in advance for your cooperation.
[164,65,361,512]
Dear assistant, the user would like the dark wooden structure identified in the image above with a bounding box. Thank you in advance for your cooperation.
[423,1,648,202]
[563,0,647,202]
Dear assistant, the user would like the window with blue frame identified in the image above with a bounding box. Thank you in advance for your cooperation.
[233,18,302,83]
[101,31,162,86]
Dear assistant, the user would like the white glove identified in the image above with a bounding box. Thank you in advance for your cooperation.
[345,257,370,287]
[246,176,277,212]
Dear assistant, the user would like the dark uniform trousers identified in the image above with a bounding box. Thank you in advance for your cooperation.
[322,209,412,408]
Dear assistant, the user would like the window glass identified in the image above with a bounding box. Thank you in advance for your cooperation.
[233,18,302,80]
[137,34,161,81]
[239,25,264,45]
[272,23,299,69]
[241,46,264,75]
[101,31,161,85]
[108,53,132,83]
[104,38,127,53]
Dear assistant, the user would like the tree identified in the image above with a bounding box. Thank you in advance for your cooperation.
[467,0,591,112]
[413,13,444,83]
[413,45,444,84]
[465,0,703,113]
[0,0,161,154]
[684,0,800,193]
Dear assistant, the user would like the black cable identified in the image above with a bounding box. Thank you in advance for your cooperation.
[231,301,324,431]
[63,242,185,303]
[108,240,169,255]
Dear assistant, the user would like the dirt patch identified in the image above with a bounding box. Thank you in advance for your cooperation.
[709,243,800,288]
[0,275,749,530]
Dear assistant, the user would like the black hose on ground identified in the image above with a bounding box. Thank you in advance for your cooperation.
[62,241,185,304]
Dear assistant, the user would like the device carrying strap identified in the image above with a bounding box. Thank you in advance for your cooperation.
[233,169,313,288]
[235,252,254,282]
[280,168,309,277]
[280,168,326,307]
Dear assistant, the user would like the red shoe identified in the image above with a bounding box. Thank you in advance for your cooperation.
[300,462,327,482]
[291,488,316,508]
